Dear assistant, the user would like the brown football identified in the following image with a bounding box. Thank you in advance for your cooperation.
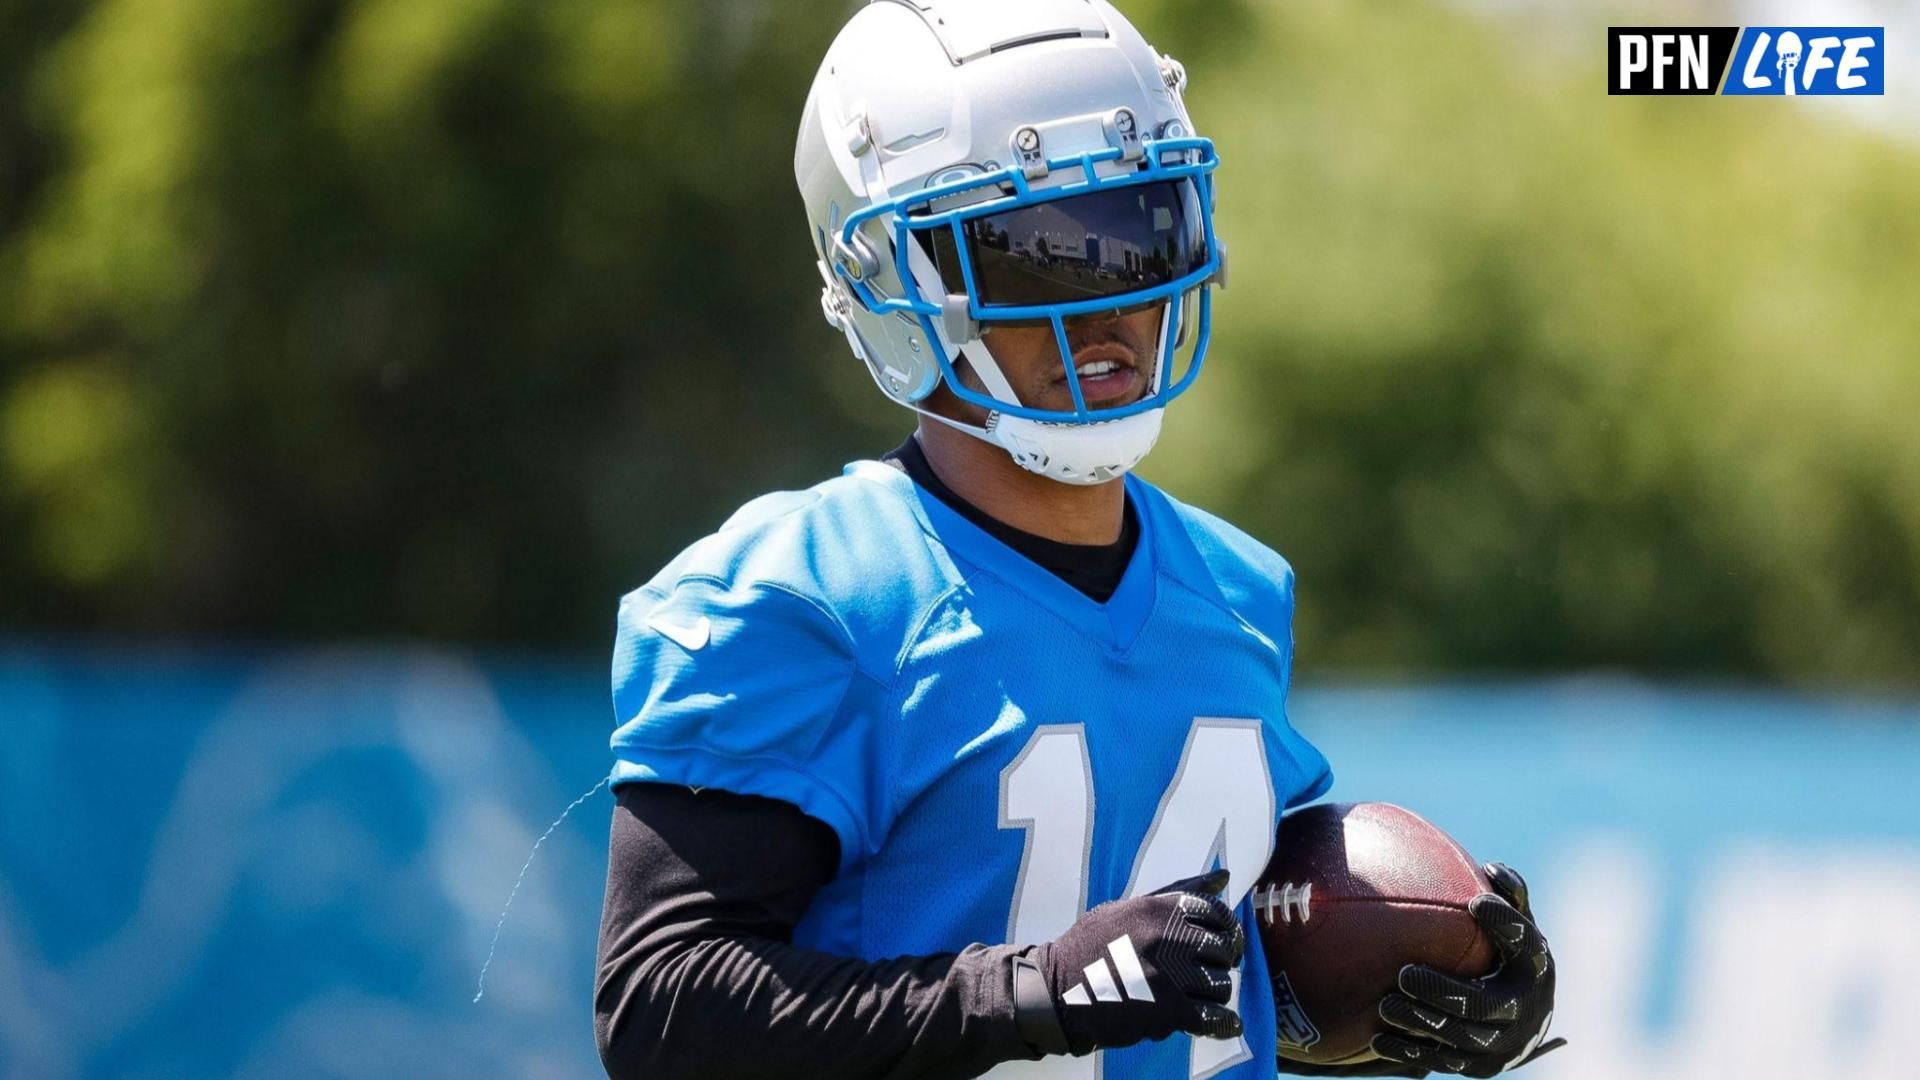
[1255,802,1497,1065]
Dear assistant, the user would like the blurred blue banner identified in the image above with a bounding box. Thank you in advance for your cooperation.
[2,648,1915,1079]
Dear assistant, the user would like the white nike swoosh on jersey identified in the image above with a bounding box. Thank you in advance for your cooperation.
[646,613,712,651]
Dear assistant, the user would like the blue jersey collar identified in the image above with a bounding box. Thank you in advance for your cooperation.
[845,460,1159,655]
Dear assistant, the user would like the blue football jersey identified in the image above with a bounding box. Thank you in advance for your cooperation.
[609,459,1333,1079]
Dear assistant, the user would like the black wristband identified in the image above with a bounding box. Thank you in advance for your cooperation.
[1011,951,1069,1056]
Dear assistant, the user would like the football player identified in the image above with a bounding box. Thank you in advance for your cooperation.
[595,3,1560,1078]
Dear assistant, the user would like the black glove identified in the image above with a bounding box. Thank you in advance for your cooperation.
[1281,863,1565,1078]
[1013,869,1246,1056]
[1369,862,1566,1077]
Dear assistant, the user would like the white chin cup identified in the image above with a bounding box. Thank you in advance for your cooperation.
[990,408,1164,486]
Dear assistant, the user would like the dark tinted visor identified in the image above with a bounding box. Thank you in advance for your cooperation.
[919,179,1207,308]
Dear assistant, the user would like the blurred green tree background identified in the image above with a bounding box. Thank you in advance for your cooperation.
[2,0,1916,685]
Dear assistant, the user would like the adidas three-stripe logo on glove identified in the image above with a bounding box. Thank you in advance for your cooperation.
[1059,932,1157,1006]
[1020,869,1247,1056]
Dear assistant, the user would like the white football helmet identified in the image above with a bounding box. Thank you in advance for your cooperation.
[794,0,1226,484]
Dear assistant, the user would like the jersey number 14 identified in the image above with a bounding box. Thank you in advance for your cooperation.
[997,718,1277,1080]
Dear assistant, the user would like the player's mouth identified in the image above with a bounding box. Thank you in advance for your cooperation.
[1057,343,1141,407]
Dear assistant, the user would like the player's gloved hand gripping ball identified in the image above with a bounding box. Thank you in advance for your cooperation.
[1012,869,1246,1055]
[1283,863,1566,1078]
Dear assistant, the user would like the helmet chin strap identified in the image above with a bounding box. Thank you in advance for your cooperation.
[899,398,1167,487]
[991,409,1166,486]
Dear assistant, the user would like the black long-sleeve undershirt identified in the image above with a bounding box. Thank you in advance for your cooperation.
[595,784,1039,1079]
[594,436,1140,1079]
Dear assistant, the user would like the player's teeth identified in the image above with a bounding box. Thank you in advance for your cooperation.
[1076,361,1118,377]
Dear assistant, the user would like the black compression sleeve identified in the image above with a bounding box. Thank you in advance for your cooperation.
[595,782,1044,1080]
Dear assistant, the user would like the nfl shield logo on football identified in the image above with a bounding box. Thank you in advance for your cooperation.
[1271,971,1323,1053]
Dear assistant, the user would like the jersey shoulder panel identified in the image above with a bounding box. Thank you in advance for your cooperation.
[610,466,956,868]
[637,466,960,682]
[1137,480,1296,653]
